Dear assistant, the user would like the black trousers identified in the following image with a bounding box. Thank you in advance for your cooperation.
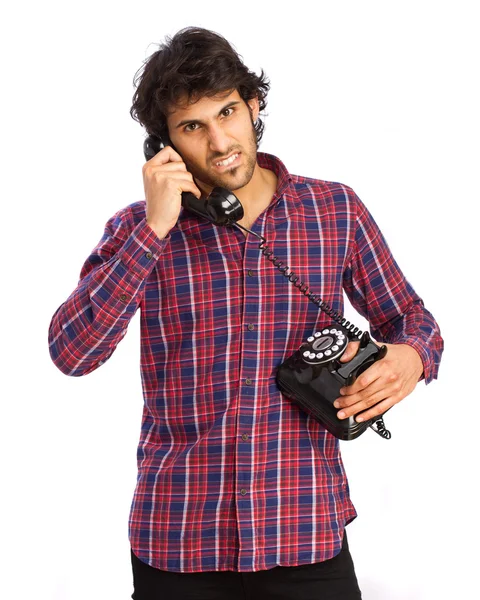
[130,532,362,599]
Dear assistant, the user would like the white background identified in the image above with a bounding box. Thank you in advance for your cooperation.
[1,1,478,598]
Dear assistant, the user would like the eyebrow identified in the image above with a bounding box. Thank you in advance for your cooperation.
[174,100,242,129]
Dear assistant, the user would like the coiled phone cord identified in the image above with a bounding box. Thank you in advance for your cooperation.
[234,224,363,339]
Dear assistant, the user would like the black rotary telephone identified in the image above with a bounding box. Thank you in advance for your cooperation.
[143,134,391,441]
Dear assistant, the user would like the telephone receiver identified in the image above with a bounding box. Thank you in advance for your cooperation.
[143,135,244,226]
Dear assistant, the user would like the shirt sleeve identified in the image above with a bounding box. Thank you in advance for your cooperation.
[342,192,444,384]
[48,207,170,376]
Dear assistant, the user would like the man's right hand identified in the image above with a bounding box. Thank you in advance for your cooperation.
[142,146,202,239]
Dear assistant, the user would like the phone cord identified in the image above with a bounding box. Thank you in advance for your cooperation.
[234,223,391,440]
[234,224,363,338]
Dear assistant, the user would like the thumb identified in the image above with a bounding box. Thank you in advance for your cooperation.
[339,340,360,363]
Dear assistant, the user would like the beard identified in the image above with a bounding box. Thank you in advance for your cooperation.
[183,119,258,192]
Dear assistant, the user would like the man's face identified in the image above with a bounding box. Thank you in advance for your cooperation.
[166,89,259,193]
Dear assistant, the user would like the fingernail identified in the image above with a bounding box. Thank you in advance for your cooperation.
[333,401,340,408]
[356,416,364,422]
[338,411,346,419]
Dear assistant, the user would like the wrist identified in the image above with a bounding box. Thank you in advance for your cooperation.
[146,219,171,240]
[400,343,424,379]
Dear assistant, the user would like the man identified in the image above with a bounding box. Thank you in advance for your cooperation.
[48,26,443,599]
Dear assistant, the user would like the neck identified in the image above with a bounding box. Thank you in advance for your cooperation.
[232,162,270,204]
[233,162,278,231]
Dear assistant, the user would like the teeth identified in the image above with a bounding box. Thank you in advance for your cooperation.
[216,153,238,167]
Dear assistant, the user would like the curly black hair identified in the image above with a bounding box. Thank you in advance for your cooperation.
[130,27,270,145]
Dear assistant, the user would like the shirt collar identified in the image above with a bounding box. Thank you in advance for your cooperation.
[256,151,300,217]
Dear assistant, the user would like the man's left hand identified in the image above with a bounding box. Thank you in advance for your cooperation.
[334,340,424,422]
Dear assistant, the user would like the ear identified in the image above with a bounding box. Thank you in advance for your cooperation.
[247,96,260,122]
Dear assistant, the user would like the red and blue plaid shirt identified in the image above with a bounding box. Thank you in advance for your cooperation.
[48,152,443,572]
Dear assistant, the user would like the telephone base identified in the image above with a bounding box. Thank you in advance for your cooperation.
[276,328,390,441]
[276,359,371,440]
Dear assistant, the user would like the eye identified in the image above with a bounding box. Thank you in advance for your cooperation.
[184,123,199,132]
[221,107,234,117]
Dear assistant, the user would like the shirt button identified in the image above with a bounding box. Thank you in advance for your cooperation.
[247,324,255,331]
[145,252,153,259]
[245,378,252,385]
[119,293,128,302]
[247,269,254,277]
[242,433,249,441]
[240,489,247,496]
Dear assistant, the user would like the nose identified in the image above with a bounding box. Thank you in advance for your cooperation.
[207,124,231,156]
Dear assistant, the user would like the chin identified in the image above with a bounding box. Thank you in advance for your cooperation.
[213,165,255,191]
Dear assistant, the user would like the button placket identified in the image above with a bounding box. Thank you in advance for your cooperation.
[236,235,265,554]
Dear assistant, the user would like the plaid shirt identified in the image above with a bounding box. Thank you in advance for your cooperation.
[48,152,443,572]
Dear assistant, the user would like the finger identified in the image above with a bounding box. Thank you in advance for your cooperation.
[354,397,398,423]
[147,163,193,185]
[143,162,190,182]
[335,373,387,408]
[170,177,202,198]
[336,381,400,419]
[147,161,188,173]
[338,359,384,396]
[339,340,360,363]
[145,174,202,200]
[146,145,184,165]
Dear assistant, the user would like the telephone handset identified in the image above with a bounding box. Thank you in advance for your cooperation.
[143,135,244,225]
[142,135,391,440]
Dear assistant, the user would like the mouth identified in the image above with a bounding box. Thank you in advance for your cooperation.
[213,152,241,170]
